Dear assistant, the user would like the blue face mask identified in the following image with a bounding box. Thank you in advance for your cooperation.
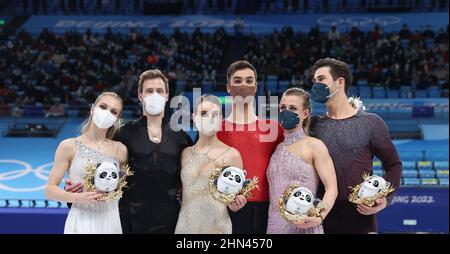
[311,82,339,104]
[278,110,300,130]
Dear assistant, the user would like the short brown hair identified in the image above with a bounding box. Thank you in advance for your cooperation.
[311,58,353,95]
[227,60,257,82]
[282,87,311,135]
[138,69,169,94]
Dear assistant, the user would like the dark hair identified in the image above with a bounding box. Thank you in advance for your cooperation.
[226,60,257,83]
[282,87,312,135]
[311,58,353,95]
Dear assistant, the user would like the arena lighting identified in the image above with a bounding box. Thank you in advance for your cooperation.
[0,19,5,26]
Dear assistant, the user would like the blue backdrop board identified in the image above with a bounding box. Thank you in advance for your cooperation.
[378,187,449,233]
[21,12,449,35]
[0,208,68,234]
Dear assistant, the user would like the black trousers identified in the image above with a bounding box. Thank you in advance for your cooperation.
[229,201,269,234]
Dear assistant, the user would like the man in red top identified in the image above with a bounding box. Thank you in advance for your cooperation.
[217,60,284,234]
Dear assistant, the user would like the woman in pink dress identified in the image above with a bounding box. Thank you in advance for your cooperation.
[267,88,338,234]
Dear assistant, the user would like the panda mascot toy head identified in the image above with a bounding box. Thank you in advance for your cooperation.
[216,166,247,195]
[286,187,315,215]
[357,175,387,199]
[94,161,120,192]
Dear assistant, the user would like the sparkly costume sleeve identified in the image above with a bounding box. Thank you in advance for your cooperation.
[370,115,402,205]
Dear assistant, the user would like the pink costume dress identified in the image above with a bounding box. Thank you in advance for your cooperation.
[266,128,323,234]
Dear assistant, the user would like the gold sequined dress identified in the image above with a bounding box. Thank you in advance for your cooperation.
[175,148,232,234]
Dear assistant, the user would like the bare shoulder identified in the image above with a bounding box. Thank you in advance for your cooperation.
[221,144,242,167]
[181,146,193,166]
[182,146,193,157]
[112,140,127,153]
[59,138,77,152]
[219,142,241,159]
[228,146,241,158]
[113,141,128,163]
[304,136,328,151]
[55,138,77,160]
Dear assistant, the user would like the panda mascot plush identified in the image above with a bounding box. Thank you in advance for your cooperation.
[94,161,120,192]
[216,166,248,195]
[357,175,387,199]
[285,186,315,215]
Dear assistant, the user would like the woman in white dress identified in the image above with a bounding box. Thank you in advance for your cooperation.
[45,92,128,234]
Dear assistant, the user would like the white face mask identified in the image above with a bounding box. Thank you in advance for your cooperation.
[144,93,166,115]
[194,115,221,136]
[92,107,117,129]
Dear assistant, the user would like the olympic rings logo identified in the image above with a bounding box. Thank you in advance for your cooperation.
[317,16,402,27]
[0,160,53,192]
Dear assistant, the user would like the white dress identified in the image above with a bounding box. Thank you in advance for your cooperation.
[64,140,122,234]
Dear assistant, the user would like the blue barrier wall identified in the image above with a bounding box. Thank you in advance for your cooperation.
[0,186,447,233]
[0,208,68,234]
[378,187,449,233]
[21,12,449,35]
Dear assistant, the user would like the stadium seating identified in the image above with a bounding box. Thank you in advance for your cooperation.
[371,156,450,186]
[266,81,278,94]
[373,169,384,177]
[176,80,187,94]
[348,87,358,97]
[417,161,433,171]
[434,161,449,170]
[386,89,400,98]
[373,87,386,99]
[278,81,289,93]
[400,86,413,99]
[202,81,214,93]
[428,87,442,98]
[421,178,439,186]
[359,86,372,98]
[439,178,449,185]
[403,178,421,185]
[403,170,419,178]
[372,160,382,171]
[426,151,449,161]
[419,169,436,178]
[400,151,424,162]
[415,90,429,98]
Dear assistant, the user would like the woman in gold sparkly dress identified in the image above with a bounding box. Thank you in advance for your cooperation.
[175,95,247,234]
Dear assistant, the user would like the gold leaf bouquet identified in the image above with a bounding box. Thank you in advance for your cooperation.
[348,172,395,207]
[277,183,328,223]
[83,162,134,201]
[208,162,259,206]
